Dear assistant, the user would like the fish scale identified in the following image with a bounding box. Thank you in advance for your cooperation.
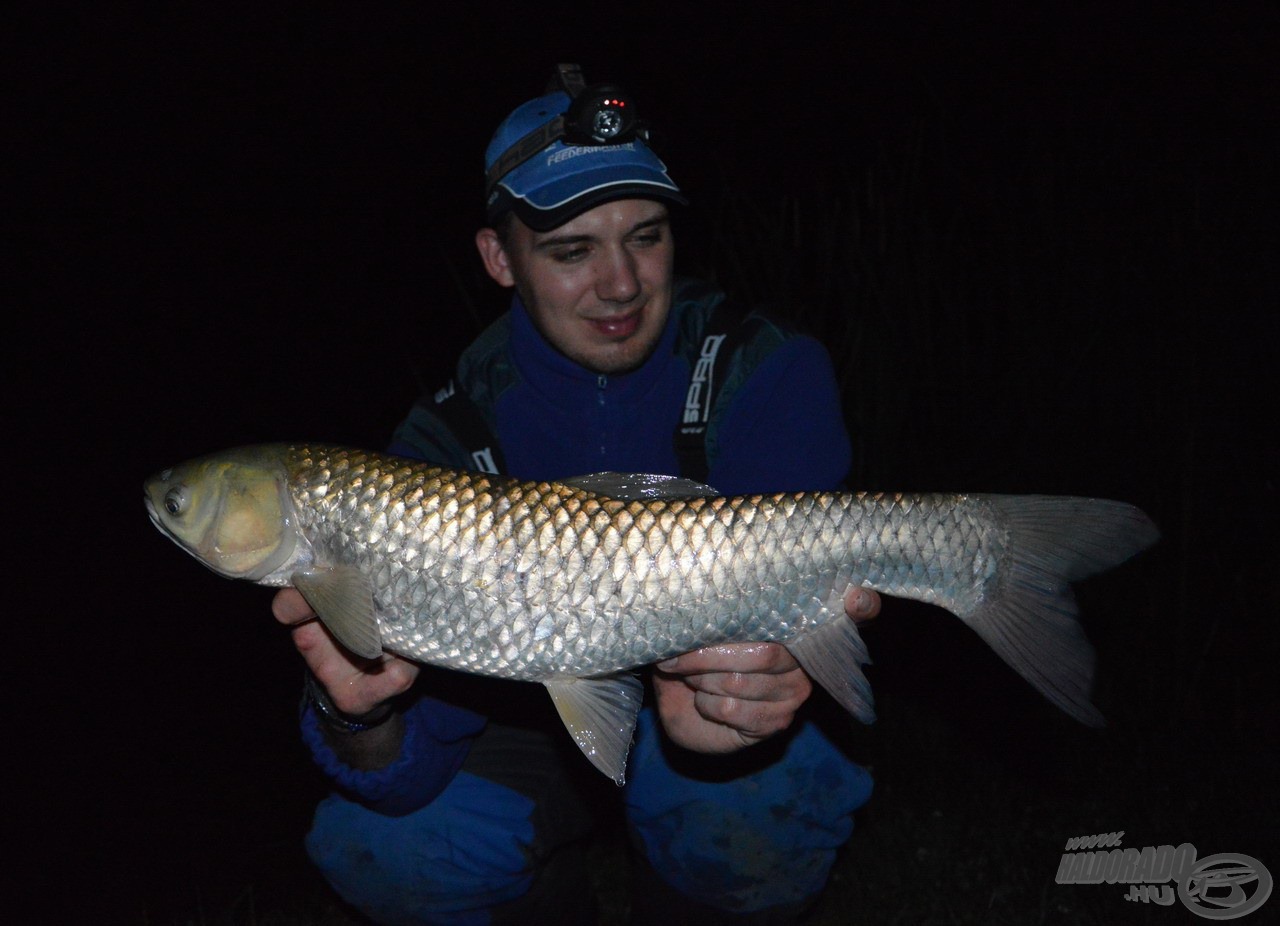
[287,446,995,678]
[145,442,1158,783]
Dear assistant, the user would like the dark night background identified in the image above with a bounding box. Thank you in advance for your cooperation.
[11,4,1277,923]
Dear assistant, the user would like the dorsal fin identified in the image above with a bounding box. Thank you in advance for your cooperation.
[561,472,719,501]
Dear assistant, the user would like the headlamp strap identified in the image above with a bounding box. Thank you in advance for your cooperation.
[551,63,586,98]
[485,114,568,193]
[485,63,586,195]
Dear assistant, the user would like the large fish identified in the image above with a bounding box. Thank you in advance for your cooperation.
[144,443,1157,782]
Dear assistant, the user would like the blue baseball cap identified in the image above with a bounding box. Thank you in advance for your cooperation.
[484,90,686,232]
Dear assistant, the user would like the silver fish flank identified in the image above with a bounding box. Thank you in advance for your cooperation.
[144,443,1158,782]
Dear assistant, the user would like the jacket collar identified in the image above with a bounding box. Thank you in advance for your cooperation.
[507,291,680,404]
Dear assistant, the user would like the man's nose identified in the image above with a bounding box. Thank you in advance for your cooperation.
[596,247,640,303]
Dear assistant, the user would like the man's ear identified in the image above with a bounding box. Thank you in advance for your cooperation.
[475,228,516,288]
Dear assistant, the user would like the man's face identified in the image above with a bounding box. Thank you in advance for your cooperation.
[476,199,675,375]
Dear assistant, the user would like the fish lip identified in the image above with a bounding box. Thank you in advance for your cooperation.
[144,492,171,538]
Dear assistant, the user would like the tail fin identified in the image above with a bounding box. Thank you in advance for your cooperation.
[961,495,1159,725]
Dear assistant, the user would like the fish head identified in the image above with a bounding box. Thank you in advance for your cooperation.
[144,445,299,582]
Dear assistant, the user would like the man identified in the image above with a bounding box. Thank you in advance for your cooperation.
[273,68,881,924]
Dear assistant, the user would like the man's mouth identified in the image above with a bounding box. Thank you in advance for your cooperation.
[586,308,642,339]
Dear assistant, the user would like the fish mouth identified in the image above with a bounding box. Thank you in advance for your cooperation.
[144,491,172,539]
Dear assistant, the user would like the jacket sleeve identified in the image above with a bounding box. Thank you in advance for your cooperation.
[299,402,488,815]
[301,693,485,816]
[706,334,853,495]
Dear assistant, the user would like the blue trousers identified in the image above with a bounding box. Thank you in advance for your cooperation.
[306,706,872,925]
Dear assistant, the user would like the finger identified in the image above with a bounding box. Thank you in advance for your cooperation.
[272,587,315,625]
[301,633,419,715]
[845,587,881,622]
[652,673,800,753]
[664,666,812,704]
[656,642,798,676]
[322,656,419,715]
[290,621,375,686]
[652,676,733,753]
[290,620,357,677]
[690,689,797,742]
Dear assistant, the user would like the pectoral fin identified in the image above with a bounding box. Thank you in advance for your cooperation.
[292,566,383,659]
[786,610,876,723]
[545,673,644,785]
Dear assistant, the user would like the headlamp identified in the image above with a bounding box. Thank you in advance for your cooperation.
[484,64,650,199]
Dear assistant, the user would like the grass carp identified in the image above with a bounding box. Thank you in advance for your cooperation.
[144,443,1158,783]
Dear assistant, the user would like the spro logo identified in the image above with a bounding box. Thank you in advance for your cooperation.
[471,447,498,474]
[683,333,727,427]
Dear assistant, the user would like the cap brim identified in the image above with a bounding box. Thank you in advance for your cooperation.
[507,182,687,232]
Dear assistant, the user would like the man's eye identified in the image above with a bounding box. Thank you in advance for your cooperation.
[553,247,589,263]
[630,232,662,247]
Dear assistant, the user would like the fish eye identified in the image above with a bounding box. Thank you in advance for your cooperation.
[164,488,187,516]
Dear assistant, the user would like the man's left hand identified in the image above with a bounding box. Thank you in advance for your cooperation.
[652,587,881,754]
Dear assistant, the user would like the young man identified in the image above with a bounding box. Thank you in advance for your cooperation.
[273,71,881,924]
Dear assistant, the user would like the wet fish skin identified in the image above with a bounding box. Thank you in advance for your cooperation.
[144,443,1159,783]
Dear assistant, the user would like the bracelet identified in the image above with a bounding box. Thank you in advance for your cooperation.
[303,671,395,734]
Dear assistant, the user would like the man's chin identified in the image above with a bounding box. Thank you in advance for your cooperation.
[569,335,658,375]
[580,350,647,376]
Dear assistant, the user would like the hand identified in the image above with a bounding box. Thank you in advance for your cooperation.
[651,586,880,754]
[272,588,419,718]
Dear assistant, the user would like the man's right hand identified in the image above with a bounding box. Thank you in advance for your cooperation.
[272,587,419,718]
